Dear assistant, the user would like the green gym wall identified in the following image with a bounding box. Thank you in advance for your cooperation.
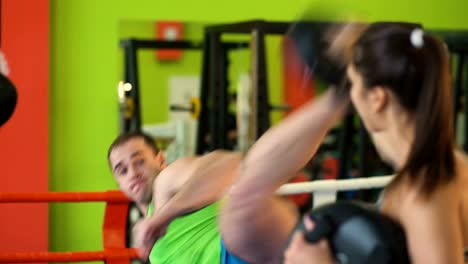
[50,0,467,263]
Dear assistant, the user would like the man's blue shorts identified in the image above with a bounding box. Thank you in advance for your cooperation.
[220,239,249,264]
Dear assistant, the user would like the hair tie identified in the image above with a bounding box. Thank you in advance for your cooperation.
[410,28,424,48]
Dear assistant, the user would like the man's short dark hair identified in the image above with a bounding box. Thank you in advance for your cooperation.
[107,131,159,164]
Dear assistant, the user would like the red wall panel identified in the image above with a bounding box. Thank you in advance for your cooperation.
[0,0,49,259]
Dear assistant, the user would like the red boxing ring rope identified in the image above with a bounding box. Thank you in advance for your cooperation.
[0,249,138,263]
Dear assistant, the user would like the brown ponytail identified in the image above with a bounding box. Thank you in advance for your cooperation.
[352,23,455,198]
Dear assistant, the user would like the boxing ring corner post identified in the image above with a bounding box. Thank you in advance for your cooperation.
[0,190,138,263]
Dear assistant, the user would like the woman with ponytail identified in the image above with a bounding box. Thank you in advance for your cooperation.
[285,23,468,264]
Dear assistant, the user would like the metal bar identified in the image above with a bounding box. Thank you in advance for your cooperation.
[337,113,354,180]
[209,32,222,150]
[0,191,129,203]
[336,112,354,201]
[123,40,141,132]
[206,20,291,34]
[120,39,202,49]
[120,39,249,50]
[248,31,259,143]
[196,33,211,154]
[358,119,369,178]
[252,28,271,137]
[218,45,229,148]
[222,42,250,50]
[121,44,132,132]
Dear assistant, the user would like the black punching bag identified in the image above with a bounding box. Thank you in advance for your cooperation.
[0,73,17,127]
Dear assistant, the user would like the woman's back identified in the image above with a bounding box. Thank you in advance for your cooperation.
[455,151,468,250]
[381,151,468,263]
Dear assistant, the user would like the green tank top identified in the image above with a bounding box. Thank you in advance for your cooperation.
[147,201,221,264]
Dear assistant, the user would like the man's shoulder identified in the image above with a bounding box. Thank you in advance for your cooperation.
[165,156,198,172]
[156,156,200,187]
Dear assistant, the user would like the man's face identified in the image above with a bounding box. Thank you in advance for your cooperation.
[109,138,164,204]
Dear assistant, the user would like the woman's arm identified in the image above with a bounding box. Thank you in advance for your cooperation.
[233,90,348,198]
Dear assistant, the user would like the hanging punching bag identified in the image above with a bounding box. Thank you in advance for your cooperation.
[0,72,16,127]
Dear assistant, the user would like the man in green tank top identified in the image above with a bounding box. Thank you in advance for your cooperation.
[146,200,221,263]
[108,131,250,264]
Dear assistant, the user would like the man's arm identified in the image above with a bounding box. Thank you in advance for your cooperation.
[133,150,241,259]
